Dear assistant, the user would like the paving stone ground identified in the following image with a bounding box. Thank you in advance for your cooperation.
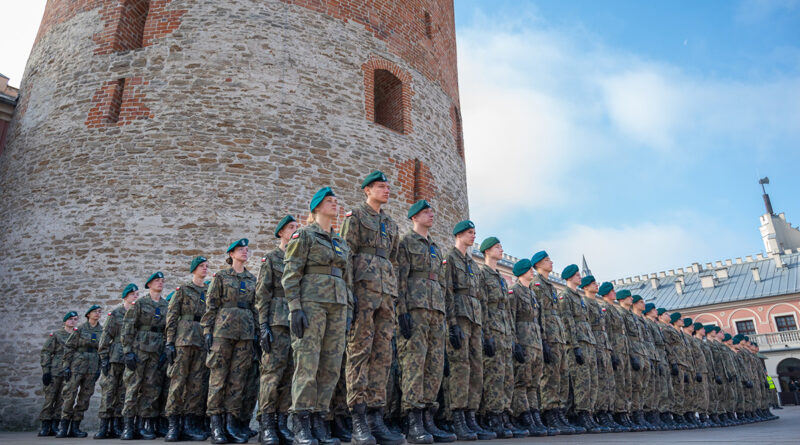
[2,406,797,445]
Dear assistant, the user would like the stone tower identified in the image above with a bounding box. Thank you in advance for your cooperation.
[0,0,467,428]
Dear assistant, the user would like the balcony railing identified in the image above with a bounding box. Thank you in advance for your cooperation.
[750,329,800,351]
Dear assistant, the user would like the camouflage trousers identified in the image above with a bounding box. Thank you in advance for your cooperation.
[328,356,348,419]
[670,365,687,413]
[40,376,66,421]
[292,301,346,413]
[446,317,483,411]
[61,372,99,421]
[242,357,259,421]
[165,346,207,416]
[481,334,512,414]
[259,326,293,415]
[687,372,709,413]
[566,343,598,412]
[611,347,631,413]
[594,348,615,412]
[630,353,650,411]
[206,338,253,416]
[385,336,402,420]
[346,289,394,409]
[123,350,164,417]
[397,309,445,413]
[651,359,669,412]
[511,344,542,416]
[98,363,125,418]
[539,340,568,411]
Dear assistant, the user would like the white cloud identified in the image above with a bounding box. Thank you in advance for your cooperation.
[2,0,47,87]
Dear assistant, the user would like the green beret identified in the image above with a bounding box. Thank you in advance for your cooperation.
[165,291,175,303]
[452,220,475,236]
[578,275,596,289]
[657,307,667,316]
[479,237,500,253]
[732,336,742,345]
[274,215,296,237]
[644,303,656,314]
[683,317,693,328]
[561,264,579,280]
[597,282,614,296]
[512,259,533,277]
[669,312,682,324]
[723,333,732,342]
[733,334,744,341]
[85,304,102,317]
[752,341,758,347]
[407,200,432,219]
[744,335,750,342]
[616,289,632,300]
[144,271,164,289]
[631,294,643,304]
[63,311,78,322]
[190,256,207,273]
[310,187,335,211]
[122,283,138,299]
[361,170,388,189]
[226,238,249,254]
[693,322,704,331]
[713,325,722,332]
[531,250,548,266]
[703,324,716,332]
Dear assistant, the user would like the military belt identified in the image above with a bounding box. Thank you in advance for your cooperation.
[304,266,343,278]
[222,301,250,309]
[455,293,478,300]
[410,271,439,281]
[78,347,97,353]
[273,288,285,299]
[138,325,163,333]
[357,247,388,259]
[180,314,202,322]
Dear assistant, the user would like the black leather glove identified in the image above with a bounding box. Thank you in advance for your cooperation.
[671,363,679,376]
[630,355,641,371]
[513,343,526,363]
[124,352,137,371]
[611,353,620,370]
[204,334,213,353]
[158,351,167,369]
[164,343,177,366]
[542,340,553,364]
[573,346,585,365]
[695,372,703,383]
[746,380,754,389]
[765,381,770,389]
[260,323,273,353]
[398,313,413,340]
[62,367,72,380]
[715,375,723,385]
[100,358,110,376]
[684,373,689,383]
[291,310,309,339]
[42,372,52,386]
[483,336,496,357]
[449,324,464,350]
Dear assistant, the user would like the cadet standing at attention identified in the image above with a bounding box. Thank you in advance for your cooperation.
[598,283,633,431]
[257,215,299,445]
[618,292,652,430]
[121,271,169,440]
[395,200,455,444]
[341,171,404,445]
[164,256,210,442]
[582,277,620,432]
[57,304,103,438]
[632,298,661,430]
[39,311,79,437]
[644,304,672,429]
[95,284,139,439]
[283,187,353,445]
[202,239,258,444]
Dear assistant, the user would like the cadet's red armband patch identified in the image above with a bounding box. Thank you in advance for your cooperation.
[345,211,353,217]
[508,290,514,294]
[261,257,266,262]
[442,260,447,265]
[292,233,300,239]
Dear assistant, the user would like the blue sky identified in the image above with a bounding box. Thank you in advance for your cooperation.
[454,0,800,280]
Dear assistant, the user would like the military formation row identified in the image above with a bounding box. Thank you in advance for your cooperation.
[36,172,778,445]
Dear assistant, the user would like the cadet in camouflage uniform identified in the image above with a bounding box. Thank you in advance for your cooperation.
[557,265,601,433]
[163,256,210,441]
[38,311,79,437]
[201,239,258,444]
[95,284,139,439]
[598,283,634,431]
[705,325,731,425]
[630,295,656,430]
[583,277,620,432]
[283,187,353,445]
[665,313,696,428]
[644,306,673,429]
[530,251,577,435]
[57,304,103,438]
[678,318,703,427]
[395,200,455,444]
[478,237,526,438]
[692,323,714,426]
[508,259,551,437]
[120,271,168,440]
[341,171,404,445]
[616,291,651,430]
[257,215,299,445]
[635,301,666,430]
[658,310,685,428]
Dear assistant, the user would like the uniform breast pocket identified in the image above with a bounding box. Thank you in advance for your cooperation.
[359,217,380,242]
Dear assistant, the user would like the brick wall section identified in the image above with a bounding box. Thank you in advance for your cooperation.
[373,70,404,133]
[450,104,464,159]
[363,57,413,134]
[390,157,437,205]
[85,77,152,128]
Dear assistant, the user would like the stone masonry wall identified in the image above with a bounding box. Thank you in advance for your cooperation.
[0,0,467,429]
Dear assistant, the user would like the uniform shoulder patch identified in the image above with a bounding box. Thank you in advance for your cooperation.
[601,307,607,312]
[261,257,266,262]
[212,273,217,277]
[108,312,112,316]
[534,282,541,286]
[292,232,300,239]
[508,290,514,294]
[49,332,53,336]
[74,327,78,331]
[442,259,447,265]
[176,287,180,290]
[345,210,353,217]
[558,294,564,300]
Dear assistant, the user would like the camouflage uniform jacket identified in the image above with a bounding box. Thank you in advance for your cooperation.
[558,287,596,347]
[341,202,399,296]
[586,298,612,352]
[509,281,543,350]
[98,305,126,364]
[700,338,715,376]
[687,335,709,375]
[620,307,647,358]
[604,302,629,356]
[201,268,257,340]
[256,248,290,327]
[710,341,732,381]
[480,265,512,338]
[396,231,446,314]
[636,315,657,361]
[122,296,168,354]
[646,318,668,365]
[166,282,208,347]
[662,324,690,368]
[41,329,71,376]
[282,222,354,312]
[530,273,566,345]
[444,247,484,326]
[64,321,103,375]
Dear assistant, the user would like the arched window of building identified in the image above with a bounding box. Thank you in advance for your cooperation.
[373,69,405,133]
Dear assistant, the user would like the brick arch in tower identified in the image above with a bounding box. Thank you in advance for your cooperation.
[362,56,414,135]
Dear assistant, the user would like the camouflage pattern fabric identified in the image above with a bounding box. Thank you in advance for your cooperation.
[480,264,513,414]
[558,287,597,412]
[605,303,631,413]
[587,297,614,412]
[259,326,293,415]
[121,295,168,418]
[40,329,71,420]
[60,321,103,421]
[531,274,569,410]
[509,282,543,416]
[98,305,128,419]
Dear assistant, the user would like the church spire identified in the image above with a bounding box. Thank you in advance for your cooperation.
[581,255,593,277]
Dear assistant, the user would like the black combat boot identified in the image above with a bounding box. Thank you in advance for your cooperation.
[278,412,295,443]
[351,404,376,445]
[260,413,280,445]
[575,411,600,433]
[139,417,156,440]
[405,409,432,444]
[293,411,319,445]
[38,420,52,437]
[94,417,110,439]
[451,410,476,441]
[590,412,611,433]
[111,417,124,438]
[156,416,169,437]
[423,407,455,443]
[164,415,181,442]
[659,412,675,430]
[560,409,586,434]
[544,410,568,435]
[502,412,527,437]
[645,411,662,430]
[602,412,626,432]
[464,410,495,440]
[532,410,557,436]
[55,418,71,438]
[182,414,206,441]
[121,417,136,440]
[225,413,248,444]
[69,419,87,438]
[520,411,544,437]
[210,414,228,444]
[310,412,339,445]
[331,414,351,442]
[485,413,508,439]
[367,407,405,445]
